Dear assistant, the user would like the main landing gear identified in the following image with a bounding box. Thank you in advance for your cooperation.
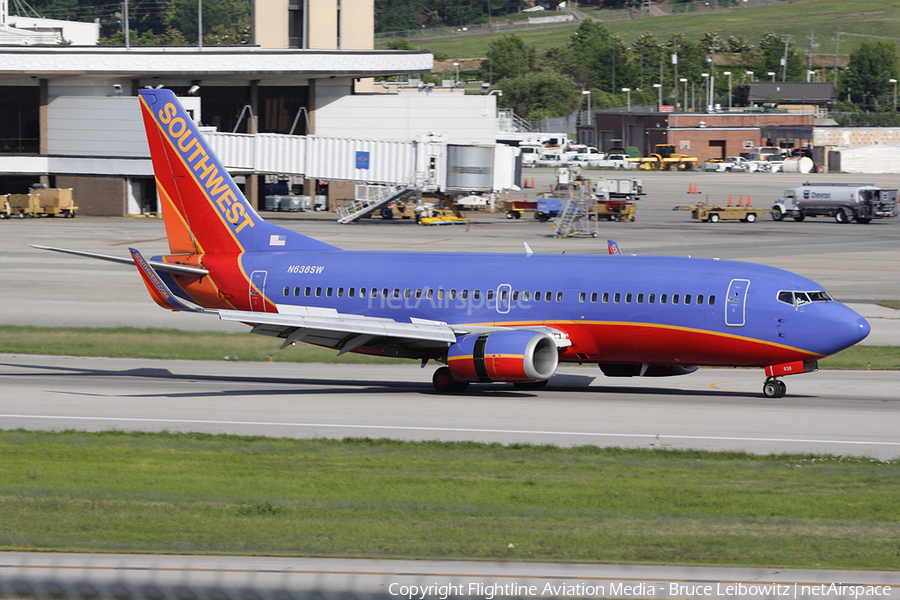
[432,366,469,394]
[763,377,787,398]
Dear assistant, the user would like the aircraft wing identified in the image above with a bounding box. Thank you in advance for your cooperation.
[217,308,458,356]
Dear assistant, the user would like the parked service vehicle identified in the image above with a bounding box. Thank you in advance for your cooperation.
[520,145,542,167]
[592,153,633,169]
[702,156,755,172]
[536,153,567,168]
[772,183,899,224]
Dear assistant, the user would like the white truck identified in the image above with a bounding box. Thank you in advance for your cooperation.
[702,156,755,172]
[772,183,899,224]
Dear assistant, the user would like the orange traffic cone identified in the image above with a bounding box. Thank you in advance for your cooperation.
[728,195,733,207]
[747,195,752,207]
[738,195,743,207]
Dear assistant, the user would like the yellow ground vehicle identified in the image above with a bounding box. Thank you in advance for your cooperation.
[6,188,77,218]
[627,145,697,171]
[675,204,777,223]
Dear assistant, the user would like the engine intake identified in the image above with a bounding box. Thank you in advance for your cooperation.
[448,330,559,383]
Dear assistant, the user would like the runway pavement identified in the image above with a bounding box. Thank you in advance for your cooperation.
[2,355,898,458]
[1,552,898,600]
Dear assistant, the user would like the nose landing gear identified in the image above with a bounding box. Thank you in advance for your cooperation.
[763,378,787,398]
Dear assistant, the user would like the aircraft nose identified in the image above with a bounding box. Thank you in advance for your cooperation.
[828,308,870,353]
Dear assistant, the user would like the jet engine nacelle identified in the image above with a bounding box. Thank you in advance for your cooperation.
[599,364,699,377]
[448,330,559,383]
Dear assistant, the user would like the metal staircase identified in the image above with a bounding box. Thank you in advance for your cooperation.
[336,184,416,224]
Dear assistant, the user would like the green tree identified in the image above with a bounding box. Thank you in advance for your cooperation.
[562,20,619,93]
[845,42,900,107]
[632,32,664,91]
[756,35,802,81]
[164,0,250,43]
[481,34,535,82]
[497,71,580,120]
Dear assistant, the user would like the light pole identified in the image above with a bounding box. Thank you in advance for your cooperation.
[653,83,662,109]
[679,78,687,112]
[622,87,631,111]
[768,71,776,82]
[891,78,898,112]
[723,71,732,109]
[582,90,592,125]
[746,70,754,83]
[453,62,459,86]
[807,69,815,83]
[701,73,709,111]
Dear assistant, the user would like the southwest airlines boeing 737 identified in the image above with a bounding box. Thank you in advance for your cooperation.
[34,89,870,398]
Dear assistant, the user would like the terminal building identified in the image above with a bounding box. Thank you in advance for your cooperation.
[0,0,508,215]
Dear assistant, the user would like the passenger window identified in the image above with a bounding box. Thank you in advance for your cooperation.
[338,287,344,298]
[486,290,494,301]
[556,292,563,302]
[393,289,400,298]
[415,289,422,299]
[625,293,632,304]
[500,290,508,301]
[660,293,667,304]
[437,289,444,300]
[382,288,388,298]
[602,292,609,303]
[672,294,679,304]
[426,289,433,299]
[326,287,333,297]
[371,288,377,298]
[545,291,552,302]
[579,292,586,303]
[649,293,655,304]
[461,289,468,300]
[349,288,355,298]
[637,293,644,304]
[294,286,300,297]
[591,292,598,303]
[614,293,620,303]
[534,291,541,302]
[404,289,411,299]
[315,287,322,297]
[283,286,289,296]
[696,294,703,305]
[473,290,481,300]
[512,291,519,301]
[305,287,311,297]
[684,294,691,305]
[523,291,530,302]
[708,295,716,305]
[450,289,457,300]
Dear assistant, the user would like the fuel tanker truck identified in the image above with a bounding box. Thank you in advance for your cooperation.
[772,182,898,224]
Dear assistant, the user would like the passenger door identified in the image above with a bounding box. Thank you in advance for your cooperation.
[725,279,750,327]
[250,270,268,312]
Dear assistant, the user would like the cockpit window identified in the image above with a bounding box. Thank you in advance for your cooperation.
[778,290,834,307]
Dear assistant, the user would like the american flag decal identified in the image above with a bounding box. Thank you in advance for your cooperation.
[269,234,286,246]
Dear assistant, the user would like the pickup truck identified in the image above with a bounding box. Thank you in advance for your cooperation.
[591,153,634,169]
[702,156,755,172]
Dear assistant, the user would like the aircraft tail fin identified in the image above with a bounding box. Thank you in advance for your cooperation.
[607,239,621,255]
[138,88,337,255]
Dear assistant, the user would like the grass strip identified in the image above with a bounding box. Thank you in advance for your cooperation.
[1,431,899,569]
[0,325,405,364]
[1,325,898,369]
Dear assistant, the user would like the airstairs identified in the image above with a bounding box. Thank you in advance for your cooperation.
[551,184,599,238]
[336,184,417,223]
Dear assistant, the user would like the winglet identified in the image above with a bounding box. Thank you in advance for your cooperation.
[607,239,621,255]
[129,248,203,312]
[524,242,533,256]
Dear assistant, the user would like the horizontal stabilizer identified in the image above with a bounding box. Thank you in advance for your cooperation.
[129,248,206,312]
[31,245,208,277]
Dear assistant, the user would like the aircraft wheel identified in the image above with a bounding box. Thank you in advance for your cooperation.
[513,380,548,391]
[763,379,786,398]
[709,213,720,223]
[432,367,468,394]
